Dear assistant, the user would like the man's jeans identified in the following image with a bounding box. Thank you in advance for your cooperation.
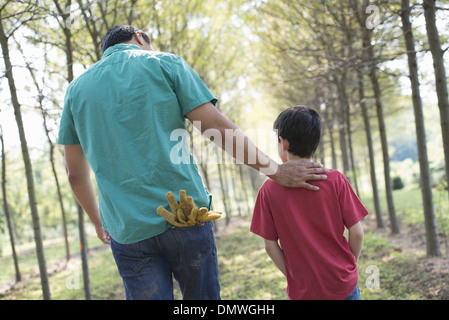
[110,221,220,300]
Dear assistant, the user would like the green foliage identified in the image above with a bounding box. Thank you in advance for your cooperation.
[392,176,404,190]
[216,219,287,300]
[1,0,449,300]
[3,211,447,300]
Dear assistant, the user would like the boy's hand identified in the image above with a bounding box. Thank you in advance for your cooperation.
[269,160,328,190]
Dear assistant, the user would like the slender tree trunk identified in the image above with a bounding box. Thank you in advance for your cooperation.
[351,0,399,234]
[357,68,384,228]
[346,107,360,197]
[16,37,71,261]
[336,79,350,175]
[1,126,21,282]
[325,103,338,170]
[368,66,400,234]
[217,164,230,225]
[423,0,449,201]
[52,0,94,295]
[0,21,51,300]
[401,0,441,256]
[238,165,251,215]
[78,202,92,299]
[229,165,242,216]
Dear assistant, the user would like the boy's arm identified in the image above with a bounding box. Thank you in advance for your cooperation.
[348,222,364,261]
[264,239,287,277]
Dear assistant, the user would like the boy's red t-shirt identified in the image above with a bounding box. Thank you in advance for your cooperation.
[250,169,369,300]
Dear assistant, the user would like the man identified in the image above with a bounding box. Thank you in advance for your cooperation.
[58,25,328,300]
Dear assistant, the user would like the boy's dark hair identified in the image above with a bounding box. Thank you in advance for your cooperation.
[273,105,322,158]
[101,25,151,53]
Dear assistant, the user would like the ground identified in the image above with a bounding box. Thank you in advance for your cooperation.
[360,215,449,299]
[1,214,449,300]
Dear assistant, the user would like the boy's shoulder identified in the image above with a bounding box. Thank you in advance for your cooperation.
[261,168,345,191]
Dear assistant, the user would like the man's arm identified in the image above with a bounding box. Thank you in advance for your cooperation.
[186,102,328,190]
[348,222,364,261]
[64,144,110,244]
[264,239,287,276]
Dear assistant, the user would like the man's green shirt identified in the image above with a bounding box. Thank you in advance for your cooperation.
[58,44,217,244]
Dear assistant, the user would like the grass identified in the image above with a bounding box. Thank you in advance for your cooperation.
[0,239,124,300]
[1,187,448,300]
[0,218,286,300]
[360,187,449,228]
[216,219,287,300]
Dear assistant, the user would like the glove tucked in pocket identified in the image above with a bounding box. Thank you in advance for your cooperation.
[157,190,222,227]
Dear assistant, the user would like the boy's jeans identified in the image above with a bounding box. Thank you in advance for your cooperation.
[344,284,361,300]
[110,221,220,300]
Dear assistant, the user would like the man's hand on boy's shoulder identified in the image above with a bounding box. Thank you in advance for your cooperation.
[269,160,328,191]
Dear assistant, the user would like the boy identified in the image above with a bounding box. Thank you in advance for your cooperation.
[250,106,368,300]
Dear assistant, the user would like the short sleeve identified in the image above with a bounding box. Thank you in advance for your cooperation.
[250,184,278,241]
[338,174,370,228]
[58,91,80,145]
[170,56,218,116]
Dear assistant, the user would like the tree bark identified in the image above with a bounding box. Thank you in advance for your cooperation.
[78,201,92,299]
[16,35,71,262]
[1,126,21,282]
[0,20,51,300]
[401,0,441,256]
[423,0,449,201]
[357,68,385,229]
[368,64,400,234]
[355,0,400,234]
[53,0,93,296]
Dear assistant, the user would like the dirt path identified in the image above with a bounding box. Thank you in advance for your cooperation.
[3,215,448,299]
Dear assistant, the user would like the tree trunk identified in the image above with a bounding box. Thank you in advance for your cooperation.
[56,0,94,294]
[217,163,231,225]
[351,0,399,234]
[78,202,92,299]
[335,79,350,175]
[1,126,21,282]
[238,165,251,215]
[229,165,242,216]
[401,0,441,256]
[17,36,71,262]
[368,66,400,234]
[324,96,338,170]
[0,20,51,300]
[357,68,384,229]
[423,0,449,201]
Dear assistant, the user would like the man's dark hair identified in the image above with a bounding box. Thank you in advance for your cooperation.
[101,25,151,53]
[273,105,322,158]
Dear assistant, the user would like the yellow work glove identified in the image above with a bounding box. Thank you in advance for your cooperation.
[156,190,222,227]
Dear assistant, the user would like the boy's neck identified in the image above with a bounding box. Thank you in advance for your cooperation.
[286,153,312,162]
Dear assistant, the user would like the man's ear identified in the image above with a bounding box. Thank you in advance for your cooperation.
[134,31,144,46]
[279,136,290,151]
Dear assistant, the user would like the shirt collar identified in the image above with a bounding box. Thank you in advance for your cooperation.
[102,44,142,59]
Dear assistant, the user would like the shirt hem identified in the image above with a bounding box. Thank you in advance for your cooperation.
[182,96,218,116]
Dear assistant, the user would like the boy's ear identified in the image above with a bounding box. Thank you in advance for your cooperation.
[279,136,290,151]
